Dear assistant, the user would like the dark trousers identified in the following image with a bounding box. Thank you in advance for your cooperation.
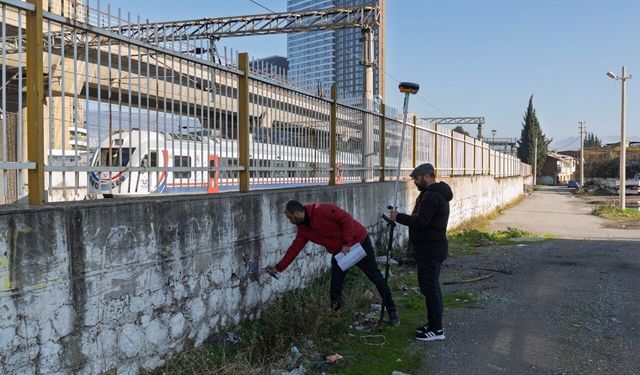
[330,235,396,312]
[416,259,443,331]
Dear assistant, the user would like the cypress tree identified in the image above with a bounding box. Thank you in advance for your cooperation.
[584,132,601,147]
[517,95,551,175]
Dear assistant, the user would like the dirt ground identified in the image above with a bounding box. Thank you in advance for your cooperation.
[412,187,640,375]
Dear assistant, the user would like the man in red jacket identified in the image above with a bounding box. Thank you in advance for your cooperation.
[265,200,399,326]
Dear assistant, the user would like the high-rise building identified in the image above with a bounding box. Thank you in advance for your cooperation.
[286,0,384,100]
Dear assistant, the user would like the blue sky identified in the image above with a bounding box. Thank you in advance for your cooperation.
[103,0,640,149]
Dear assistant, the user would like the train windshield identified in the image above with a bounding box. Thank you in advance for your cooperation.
[97,148,135,167]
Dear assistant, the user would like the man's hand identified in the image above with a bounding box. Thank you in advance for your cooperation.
[389,208,398,222]
[264,265,279,279]
[341,245,351,254]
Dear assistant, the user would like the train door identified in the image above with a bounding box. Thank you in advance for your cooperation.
[140,151,158,194]
[145,150,168,193]
[208,154,220,193]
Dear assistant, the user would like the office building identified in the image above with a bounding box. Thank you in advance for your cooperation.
[286,0,385,100]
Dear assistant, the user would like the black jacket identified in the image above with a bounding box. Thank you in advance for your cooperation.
[396,181,453,262]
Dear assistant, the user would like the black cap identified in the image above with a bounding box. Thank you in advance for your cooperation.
[410,163,435,177]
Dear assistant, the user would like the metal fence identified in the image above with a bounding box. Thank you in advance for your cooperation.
[0,0,531,206]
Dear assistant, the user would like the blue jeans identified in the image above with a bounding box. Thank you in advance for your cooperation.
[330,236,396,312]
[417,258,443,331]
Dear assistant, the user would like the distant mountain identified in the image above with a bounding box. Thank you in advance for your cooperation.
[550,135,640,151]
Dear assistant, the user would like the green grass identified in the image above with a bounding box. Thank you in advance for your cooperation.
[152,264,481,375]
[592,204,640,221]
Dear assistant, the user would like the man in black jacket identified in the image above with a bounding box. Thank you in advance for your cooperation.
[389,163,453,341]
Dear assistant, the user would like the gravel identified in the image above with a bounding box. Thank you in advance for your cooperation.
[410,187,640,375]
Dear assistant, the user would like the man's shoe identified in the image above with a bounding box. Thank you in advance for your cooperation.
[415,329,445,341]
[415,323,429,334]
[388,311,400,327]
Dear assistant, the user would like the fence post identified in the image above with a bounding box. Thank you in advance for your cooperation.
[433,123,439,177]
[412,115,417,168]
[472,138,476,175]
[450,131,455,176]
[488,149,492,176]
[238,53,250,192]
[329,85,337,185]
[379,100,385,182]
[462,136,467,176]
[27,0,45,205]
[481,141,485,175]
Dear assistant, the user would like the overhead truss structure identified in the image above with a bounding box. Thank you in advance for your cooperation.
[113,6,380,43]
[424,117,485,126]
[424,117,486,139]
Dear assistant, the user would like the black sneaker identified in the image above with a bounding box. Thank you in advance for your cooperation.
[415,329,445,341]
[415,323,429,334]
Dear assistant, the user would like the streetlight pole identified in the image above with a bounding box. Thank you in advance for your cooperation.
[607,67,631,210]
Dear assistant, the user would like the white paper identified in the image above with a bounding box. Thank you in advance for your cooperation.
[334,242,367,271]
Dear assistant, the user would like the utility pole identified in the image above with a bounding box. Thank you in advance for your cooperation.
[579,121,585,186]
[533,136,537,185]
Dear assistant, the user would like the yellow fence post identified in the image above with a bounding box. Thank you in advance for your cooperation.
[26,0,45,205]
[379,100,385,182]
[412,115,417,168]
[329,85,337,185]
[238,53,250,192]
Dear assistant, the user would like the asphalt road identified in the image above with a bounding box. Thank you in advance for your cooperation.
[413,187,640,375]
[490,187,640,239]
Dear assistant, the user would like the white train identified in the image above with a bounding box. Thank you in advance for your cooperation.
[88,129,362,197]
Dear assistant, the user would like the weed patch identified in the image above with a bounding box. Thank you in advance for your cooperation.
[153,268,429,375]
[592,204,640,221]
[448,226,547,256]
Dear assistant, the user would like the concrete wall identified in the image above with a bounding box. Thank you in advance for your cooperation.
[0,176,529,374]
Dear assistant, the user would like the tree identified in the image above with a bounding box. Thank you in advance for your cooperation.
[517,95,552,176]
[584,132,601,148]
[452,125,470,136]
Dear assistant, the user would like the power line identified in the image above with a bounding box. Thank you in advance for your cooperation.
[247,0,275,13]
[244,0,451,116]
[554,136,579,150]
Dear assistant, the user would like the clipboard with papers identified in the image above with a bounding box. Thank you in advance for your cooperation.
[334,242,367,271]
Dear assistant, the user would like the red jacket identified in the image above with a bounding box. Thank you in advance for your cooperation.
[275,203,368,271]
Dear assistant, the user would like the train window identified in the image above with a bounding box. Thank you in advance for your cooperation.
[173,156,191,178]
[99,148,134,167]
[141,152,158,168]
